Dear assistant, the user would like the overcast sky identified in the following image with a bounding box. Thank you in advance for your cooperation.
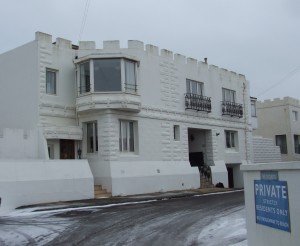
[1,0,299,101]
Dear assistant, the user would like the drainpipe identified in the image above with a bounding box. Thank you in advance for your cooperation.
[243,82,249,161]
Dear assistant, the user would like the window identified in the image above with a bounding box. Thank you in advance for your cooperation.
[225,130,237,149]
[275,135,287,154]
[125,60,137,92]
[46,69,57,94]
[222,88,236,102]
[292,111,298,121]
[86,122,98,153]
[251,98,257,117]
[186,79,204,95]
[79,62,90,93]
[294,135,300,154]
[174,125,180,141]
[94,59,122,92]
[119,120,135,152]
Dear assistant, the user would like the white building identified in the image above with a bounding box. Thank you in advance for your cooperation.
[254,97,300,162]
[0,32,255,197]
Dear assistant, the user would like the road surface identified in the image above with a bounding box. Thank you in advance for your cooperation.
[0,191,246,246]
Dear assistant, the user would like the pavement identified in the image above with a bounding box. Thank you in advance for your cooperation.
[17,188,241,212]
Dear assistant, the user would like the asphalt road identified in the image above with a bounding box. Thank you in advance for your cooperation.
[0,191,245,246]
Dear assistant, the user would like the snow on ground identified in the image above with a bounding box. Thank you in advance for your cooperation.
[0,199,247,246]
[196,206,247,246]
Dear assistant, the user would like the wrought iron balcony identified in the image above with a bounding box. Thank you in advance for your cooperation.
[185,93,211,113]
[221,101,243,118]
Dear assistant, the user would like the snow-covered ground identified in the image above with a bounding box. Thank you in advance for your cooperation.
[0,200,247,246]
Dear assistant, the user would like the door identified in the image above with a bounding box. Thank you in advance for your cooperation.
[60,139,75,159]
[227,167,234,188]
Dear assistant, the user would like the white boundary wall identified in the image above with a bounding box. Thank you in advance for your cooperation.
[241,162,300,246]
[0,160,94,213]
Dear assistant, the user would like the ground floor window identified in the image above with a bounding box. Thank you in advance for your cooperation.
[294,135,300,154]
[225,130,237,149]
[275,135,287,154]
[119,120,135,152]
[87,121,98,153]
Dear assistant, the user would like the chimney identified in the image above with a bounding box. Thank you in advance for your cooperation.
[204,58,208,64]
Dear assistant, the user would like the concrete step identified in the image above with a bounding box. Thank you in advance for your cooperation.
[94,185,111,198]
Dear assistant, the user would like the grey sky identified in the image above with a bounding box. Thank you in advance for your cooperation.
[1,0,299,101]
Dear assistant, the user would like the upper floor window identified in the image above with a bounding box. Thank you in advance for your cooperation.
[94,59,121,92]
[186,79,204,96]
[292,111,298,121]
[79,62,90,93]
[222,88,235,102]
[46,69,57,95]
[79,58,137,94]
[125,60,137,92]
[251,98,257,117]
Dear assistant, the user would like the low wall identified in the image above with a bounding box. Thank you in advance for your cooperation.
[0,159,94,213]
[241,162,300,246]
[109,161,200,196]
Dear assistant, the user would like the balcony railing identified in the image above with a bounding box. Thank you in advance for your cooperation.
[185,93,211,113]
[221,101,243,118]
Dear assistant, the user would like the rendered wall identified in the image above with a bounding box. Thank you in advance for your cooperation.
[0,159,94,213]
[242,162,300,246]
[0,41,39,130]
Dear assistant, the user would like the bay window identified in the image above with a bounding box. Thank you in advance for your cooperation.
[79,58,137,94]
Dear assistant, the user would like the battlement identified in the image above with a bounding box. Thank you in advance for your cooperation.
[257,96,300,108]
[35,31,246,81]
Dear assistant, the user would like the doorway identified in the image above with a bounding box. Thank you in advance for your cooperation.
[227,167,234,188]
[60,139,75,159]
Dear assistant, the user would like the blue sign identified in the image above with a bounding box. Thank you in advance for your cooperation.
[254,180,290,232]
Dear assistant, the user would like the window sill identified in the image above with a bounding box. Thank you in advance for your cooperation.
[119,152,139,157]
[225,148,239,153]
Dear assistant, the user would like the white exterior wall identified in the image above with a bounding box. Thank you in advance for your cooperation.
[0,41,39,130]
[242,162,300,246]
[0,32,254,198]
[255,97,300,161]
[0,159,94,213]
[75,39,253,194]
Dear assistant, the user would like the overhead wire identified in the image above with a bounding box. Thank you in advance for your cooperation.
[256,66,300,98]
[78,0,91,41]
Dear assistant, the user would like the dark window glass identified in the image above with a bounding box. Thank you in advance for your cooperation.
[94,59,121,92]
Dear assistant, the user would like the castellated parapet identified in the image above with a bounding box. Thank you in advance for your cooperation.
[257,97,300,108]
[34,31,246,82]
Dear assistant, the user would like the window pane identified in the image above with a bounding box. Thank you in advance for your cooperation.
[119,120,136,152]
[186,80,190,93]
[46,70,56,94]
[191,81,197,94]
[94,59,121,92]
[231,132,235,147]
[122,121,128,151]
[87,122,94,153]
[129,122,134,151]
[125,60,136,91]
[226,131,231,148]
[276,135,287,154]
[80,62,90,93]
[95,122,98,152]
